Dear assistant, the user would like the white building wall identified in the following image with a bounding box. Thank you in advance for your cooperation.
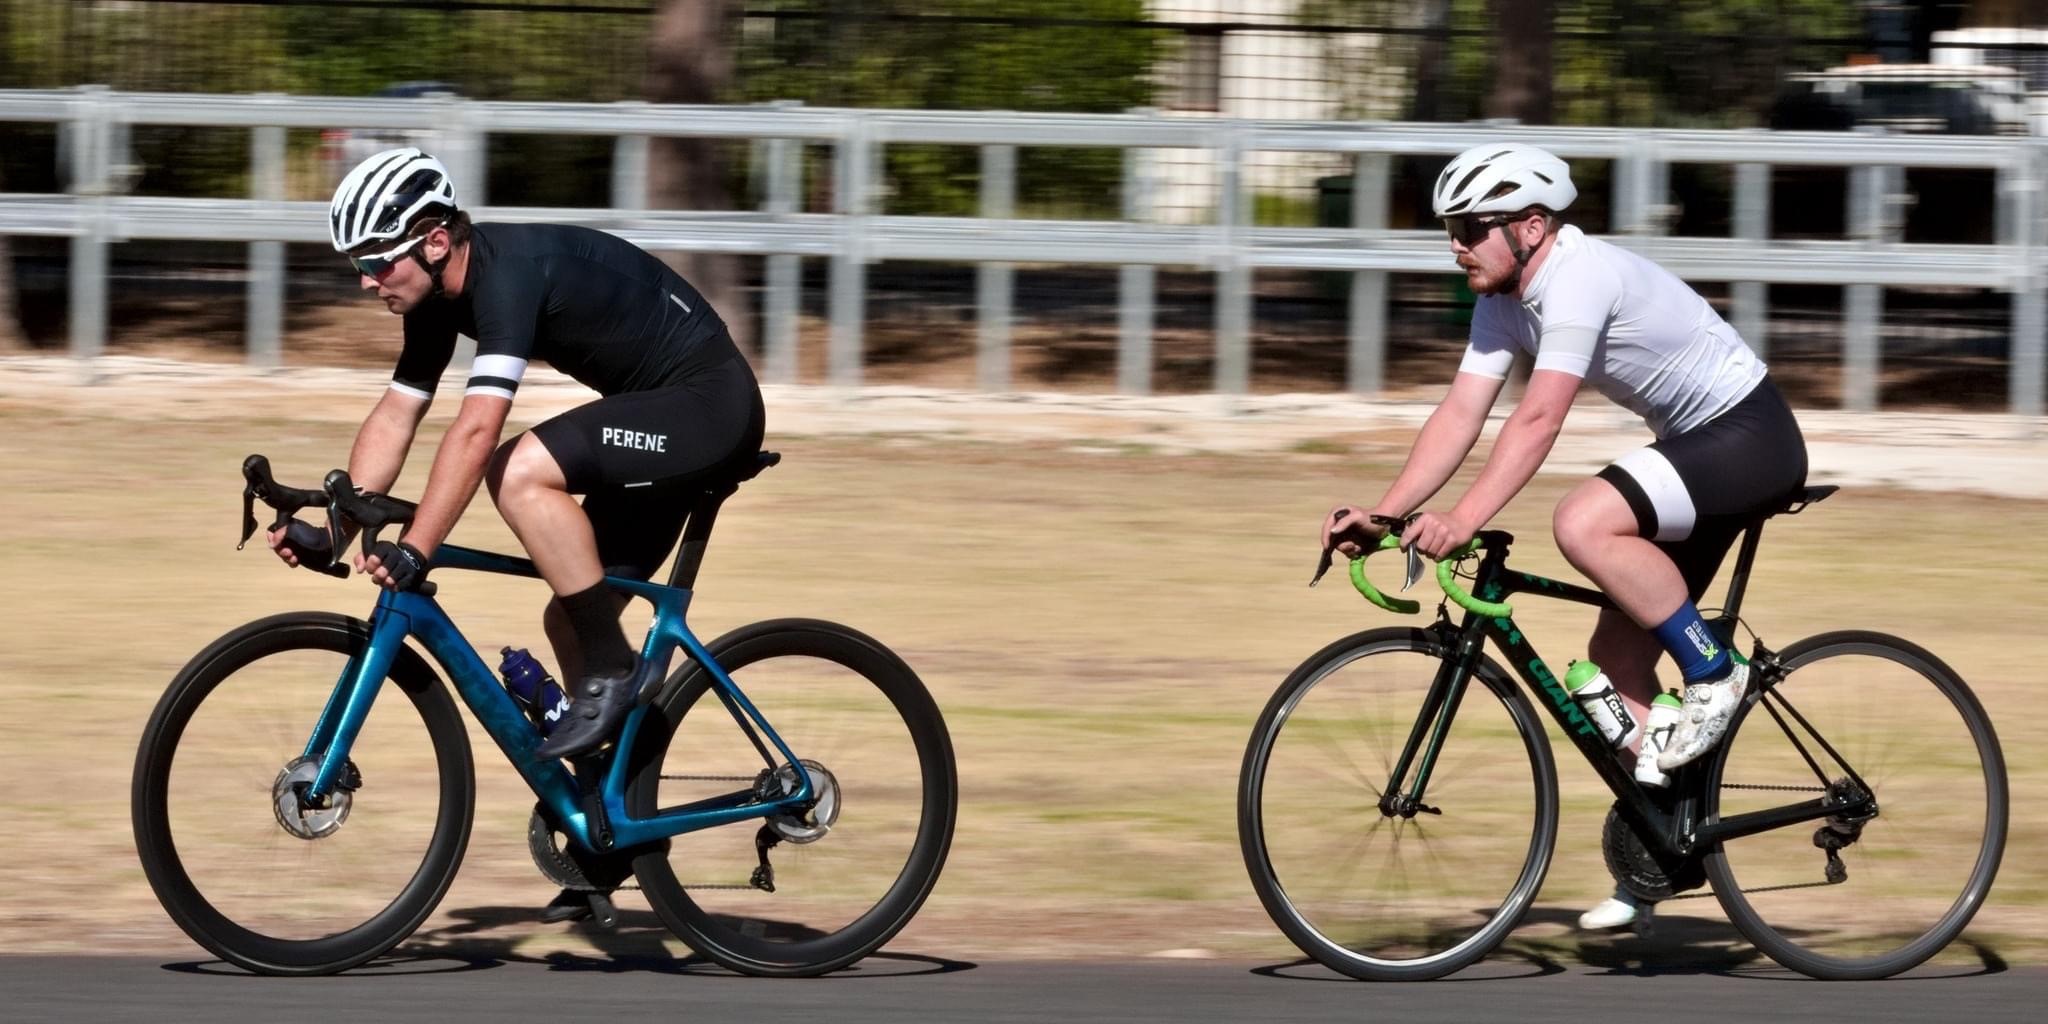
[1146,1,1401,225]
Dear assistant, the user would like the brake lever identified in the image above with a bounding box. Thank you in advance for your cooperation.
[1402,544,1424,593]
[238,485,259,549]
[1310,545,1334,587]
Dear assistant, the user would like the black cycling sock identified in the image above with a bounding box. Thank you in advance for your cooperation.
[560,583,634,678]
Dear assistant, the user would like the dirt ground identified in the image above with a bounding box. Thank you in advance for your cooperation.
[1,354,2042,969]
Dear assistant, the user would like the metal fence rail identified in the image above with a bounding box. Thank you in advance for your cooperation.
[1,87,2043,413]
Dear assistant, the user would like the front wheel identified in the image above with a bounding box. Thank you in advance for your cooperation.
[627,618,957,976]
[1705,631,2007,980]
[1239,626,1558,981]
[131,612,475,975]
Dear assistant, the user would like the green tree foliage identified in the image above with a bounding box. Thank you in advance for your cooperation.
[1302,0,1860,129]
[739,0,1161,217]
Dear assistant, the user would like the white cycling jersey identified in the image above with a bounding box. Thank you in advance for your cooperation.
[1458,225,1765,439]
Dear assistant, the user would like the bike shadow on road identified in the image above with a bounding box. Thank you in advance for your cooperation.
[160,904,977,980]
[1247,905,2007,983]
[1512,906,2008,981]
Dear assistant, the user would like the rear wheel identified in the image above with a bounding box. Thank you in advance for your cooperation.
[1239,627,1557,981]
[1705,631,2007,979]
[628,619,956,976]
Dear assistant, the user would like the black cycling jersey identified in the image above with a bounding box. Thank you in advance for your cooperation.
[389,222,737,401]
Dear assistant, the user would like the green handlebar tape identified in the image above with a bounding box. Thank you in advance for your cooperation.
[1343,534,1514,617]
[1433,539,1514,617]
[1345,534,1421,614]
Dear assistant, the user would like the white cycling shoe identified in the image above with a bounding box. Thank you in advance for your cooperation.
[1578,889,1654,932]
[1656,659,1750,772]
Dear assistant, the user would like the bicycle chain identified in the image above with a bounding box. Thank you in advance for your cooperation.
[551,774,768,892]
[1667,782,1840,899]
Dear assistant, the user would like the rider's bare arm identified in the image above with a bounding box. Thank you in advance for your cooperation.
[347,387,433,494]
[1446,368,1581,529]
[384,393,512,560]
[1370,371,1505,520]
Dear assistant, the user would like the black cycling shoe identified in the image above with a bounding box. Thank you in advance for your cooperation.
[539,888,593,924]
[535,658,649,761]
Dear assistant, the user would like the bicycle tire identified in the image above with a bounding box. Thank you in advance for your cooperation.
[628,618,957,976]
[1704,630,2007,980]
[1239,626,1558,981]
[131,612,475,975]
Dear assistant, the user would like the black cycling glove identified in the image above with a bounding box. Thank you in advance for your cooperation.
[367,539,431,592]
[281,520,336,572]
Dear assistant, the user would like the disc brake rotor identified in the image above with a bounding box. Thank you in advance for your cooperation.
[756,759,841,844]
[272,756,355,840]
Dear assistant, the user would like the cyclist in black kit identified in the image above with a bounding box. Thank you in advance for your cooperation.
[270,147,764,765]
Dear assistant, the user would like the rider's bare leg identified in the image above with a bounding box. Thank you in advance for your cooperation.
[489,432,639,760]
[1552,477,1687,626]
[1554,474,1741,773]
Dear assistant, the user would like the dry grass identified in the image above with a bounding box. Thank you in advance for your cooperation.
[1,389,2042,969]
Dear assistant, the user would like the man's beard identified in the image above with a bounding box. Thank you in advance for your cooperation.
[1467,263,1516,296]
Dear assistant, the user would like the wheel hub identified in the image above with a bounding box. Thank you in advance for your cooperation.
[272,757,355,840]
[755,760,840,844]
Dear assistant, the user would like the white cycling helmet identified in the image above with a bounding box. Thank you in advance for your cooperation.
[328,147,457,254]
[1431,143,1576,218]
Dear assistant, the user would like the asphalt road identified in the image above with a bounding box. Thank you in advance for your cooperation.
[6,953,2039,1023]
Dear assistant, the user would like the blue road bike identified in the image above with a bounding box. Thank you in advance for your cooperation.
[133,453,957,977]
[1240,490,2006,981]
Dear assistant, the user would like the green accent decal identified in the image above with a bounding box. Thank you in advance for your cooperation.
[1527,657,1600,738]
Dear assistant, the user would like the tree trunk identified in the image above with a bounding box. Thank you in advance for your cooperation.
[645,0,750,355]
[1484,0,1553,125]
[0,164,25,352]
[1407,0,1452,123]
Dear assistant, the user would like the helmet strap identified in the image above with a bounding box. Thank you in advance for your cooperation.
[1495,217,1541,294]
[409,245,452,297]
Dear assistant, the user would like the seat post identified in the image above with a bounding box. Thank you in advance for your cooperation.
[1718,520,1767,626]
[664,486,735,591]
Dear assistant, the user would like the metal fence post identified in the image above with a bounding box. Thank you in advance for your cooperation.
[1117,109,1156,395]
[977,142,1016,391]
[1732,160,1769,358]
[762,101,803,386]
[246,98,286,369]
[1348,151,1390,395]
[1844,158,1889,412]
[610,101,649,210]
[828,114,870,387]
[1214,126,1250,395]
[67,85,112,379]
[2009,142,2046,419]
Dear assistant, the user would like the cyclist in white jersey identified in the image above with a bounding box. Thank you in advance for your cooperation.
[1320,143,1808,933]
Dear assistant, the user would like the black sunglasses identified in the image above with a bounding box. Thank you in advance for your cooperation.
[1442,214,1511,247]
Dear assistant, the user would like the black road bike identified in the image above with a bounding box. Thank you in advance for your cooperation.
[1239,487,2006,980]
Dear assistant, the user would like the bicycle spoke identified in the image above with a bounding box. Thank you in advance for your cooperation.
[1708,634,2005,979]
[1244,633,1553,979]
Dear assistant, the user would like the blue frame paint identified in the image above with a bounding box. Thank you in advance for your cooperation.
[297,543,813,854]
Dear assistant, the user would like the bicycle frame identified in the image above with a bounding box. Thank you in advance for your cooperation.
[294,543,813,856]
[1384,530,1875,861]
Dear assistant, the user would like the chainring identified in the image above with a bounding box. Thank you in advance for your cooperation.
[526,804,643,893]
[1602,801,1707,902]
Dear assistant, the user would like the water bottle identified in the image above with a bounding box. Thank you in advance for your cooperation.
[1635,691,1684,789]
[498,647,572,736]
[1564,660,1641,752]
